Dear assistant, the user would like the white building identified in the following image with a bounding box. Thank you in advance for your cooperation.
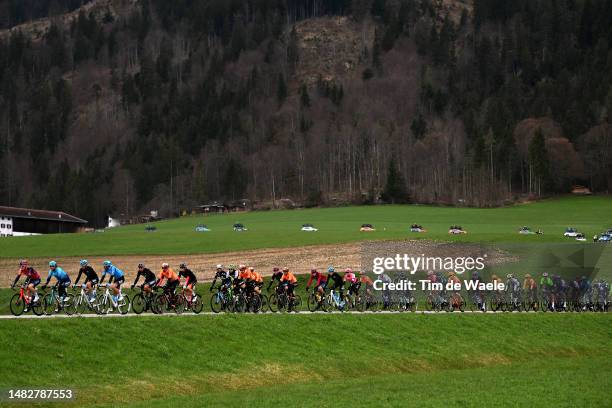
[0,216,13,237]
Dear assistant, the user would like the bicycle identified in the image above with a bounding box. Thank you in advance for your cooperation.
[324,289,346,312]
[307,288,328,312]
[448,291,465,312]
[42,285,75,316]
[70,283,100,315]
[210,284,234,313]
[269,285,301,312]
[10,283,44,316]
[154,286,185,315]
[131,285,159,314]
[177,285,204,314]
[97,283,130,315]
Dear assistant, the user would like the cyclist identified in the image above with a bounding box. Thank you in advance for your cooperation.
[280,267,297,300]
[250,267,264,295]
[210,264,231,293]
[236,264,253,294]
[306,268,327,297]
[505,273,521,307]
[42,260,71,301]
[326,266,344,299]
[345,268,360,297]
[359,271,374,295]
[178,263,198,302]
[155,263,180,299]
[11,259,41,306]
[470,271,485,311]
[99,260,125,303]
[227,264,239,280]
[523,273,537,306]
[539,272,554,310]
[131,263,157,294]
[73,259,99,301]
[579,275,592,309]
[266,267,284,291]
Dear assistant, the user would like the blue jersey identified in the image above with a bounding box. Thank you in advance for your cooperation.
[46,267,70,283]
[102,265,124,279]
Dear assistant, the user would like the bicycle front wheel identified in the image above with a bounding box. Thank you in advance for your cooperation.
[268,293,280,313]
[117,295,130,315]
[43,294,59,315]
[132,293,146,314]
[192,293,204,314]
[210,293,223,313]
[9,293,25,316]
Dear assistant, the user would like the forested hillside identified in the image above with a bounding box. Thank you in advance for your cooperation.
[0,0,611,226]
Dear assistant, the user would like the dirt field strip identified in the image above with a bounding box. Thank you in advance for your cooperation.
[1,239,514,287]
[0,242,361,286]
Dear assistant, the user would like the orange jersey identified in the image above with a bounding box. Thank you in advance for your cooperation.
[281,271,297,284]
[239,269,253,280]
[252,271,263,283]
[360,276,374,286]
[159,268,179,282]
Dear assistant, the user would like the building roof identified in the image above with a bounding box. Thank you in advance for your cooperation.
[0,206,87,224]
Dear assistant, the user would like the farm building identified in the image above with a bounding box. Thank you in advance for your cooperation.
[0,206,87,236]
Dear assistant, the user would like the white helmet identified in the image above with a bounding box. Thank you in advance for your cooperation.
[162,262,169,269]
[216,264,223,269]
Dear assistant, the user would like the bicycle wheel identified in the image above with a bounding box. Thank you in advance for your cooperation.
[233,294,247,313]
[210,292,223,313]
[61,294,75,315]
[9,293,25,316]
[117,295,130,315]
[249,294,262,313]
[268,293,280,313]
[132,293,146,314]
[43,294,59,315]
[153,294,168,314]
[259,294,268,313]
[172,295,186,314]
[192,293,204,314]
[31,296,44,316]
[307,293,319,312]
[70,296,82,315]
[291,294,302,312]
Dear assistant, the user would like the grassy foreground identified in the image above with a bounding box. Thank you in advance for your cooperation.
[0,196,610,258]
[0,313,610,407]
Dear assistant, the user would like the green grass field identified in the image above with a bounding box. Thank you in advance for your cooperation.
[0,314,609,407]
[0,196,610,258]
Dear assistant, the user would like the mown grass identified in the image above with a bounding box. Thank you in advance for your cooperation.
[0,196,610,258]
[0,313,609,407]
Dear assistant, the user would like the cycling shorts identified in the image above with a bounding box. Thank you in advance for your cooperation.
[113,277,125,288]
[28,279,41,288]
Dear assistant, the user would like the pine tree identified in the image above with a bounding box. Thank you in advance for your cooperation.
[382,158,408,203]
[528,128,549,195]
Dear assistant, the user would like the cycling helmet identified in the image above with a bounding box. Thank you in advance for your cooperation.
[282,267,289,272]
[249,266,255,271]
[216,264,223,269]
[542,272,548,277]
[228,264,236,270]
[179,263,187,269]
[427,270,434,276]
[310,268,317,274]
[506,274,513,279]
[49,261,57,267]
[491,274,499,280]
[524,273,532,278]
[239,264,246,270]
[103,260,112,267]
[345,268,353,273]
[80,259,88,267]
[273,267,280,272]
[161,262,169,269]
[327,266,335,273]
[138,263,145,268]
